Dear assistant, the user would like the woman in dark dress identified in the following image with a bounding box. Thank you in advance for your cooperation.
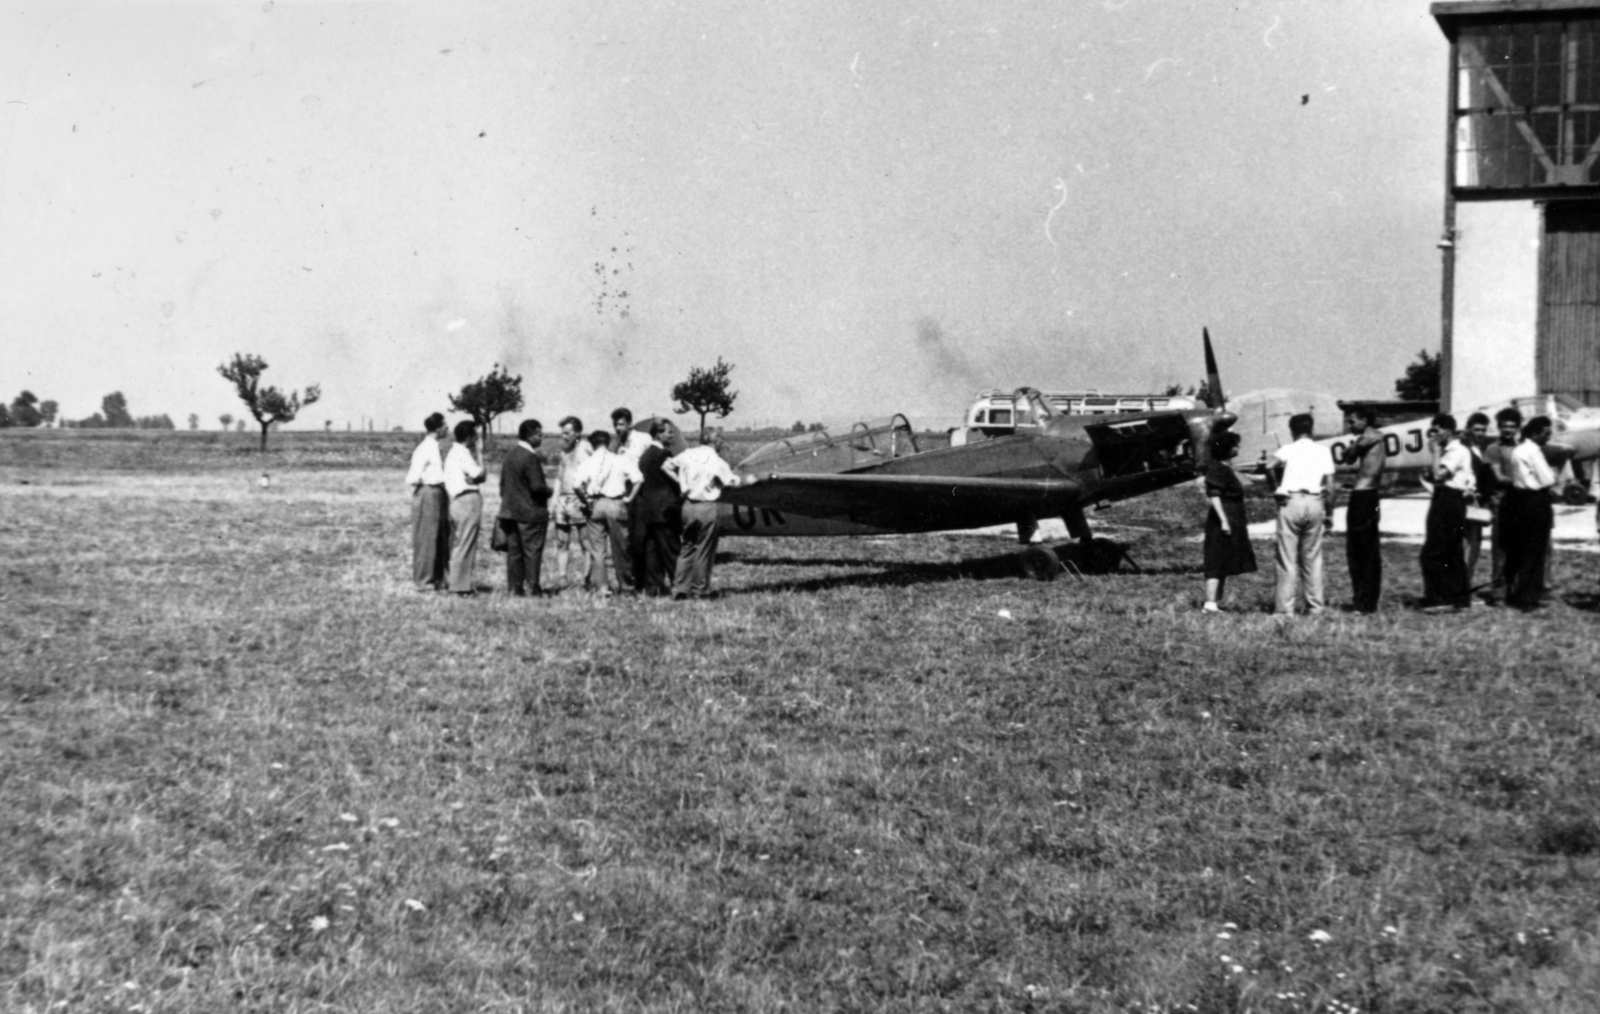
[1203,431,1256,612]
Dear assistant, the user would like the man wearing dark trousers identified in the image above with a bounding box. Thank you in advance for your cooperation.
[630,419,684,597]
[497,418,552,597]
[1420,413,1475,611]
[1503,415,1558,610]
[1340,406,1386,613]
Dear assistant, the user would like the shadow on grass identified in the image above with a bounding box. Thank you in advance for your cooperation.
[727,541,1163,594]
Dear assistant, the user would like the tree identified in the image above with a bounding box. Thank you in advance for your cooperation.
[791,420,806,434]
[218,353,322,452]
[671,357,738,440]
[39,400,57,427]
[187,413,199,431]
[449,364,523,437]
[235,420,245,432]
[136,414,175,430]
[0,403,10,428]
[219,412,233,431]
[1395,348,1441,402]
[102,392,135,429]
[9,391,43,427]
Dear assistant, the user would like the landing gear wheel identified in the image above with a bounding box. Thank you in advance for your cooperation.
[1019,546,1061,582]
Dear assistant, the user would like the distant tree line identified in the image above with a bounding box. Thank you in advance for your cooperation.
[56,391,174,430]
[0,391,59,428]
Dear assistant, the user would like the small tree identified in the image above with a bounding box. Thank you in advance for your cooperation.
[0,403,11,428]
[219,412,233,431]
[236,420,245,432]
[217,353,322,452]
[449,364,523,437]
[1395,348,1441,402]
[672,357,738,440]
[102,392,135,429]
[187,413,199,431]
[10,391,43,428]
[39,400,57,427]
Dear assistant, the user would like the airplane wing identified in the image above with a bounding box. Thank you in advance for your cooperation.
[721,473,1084,533]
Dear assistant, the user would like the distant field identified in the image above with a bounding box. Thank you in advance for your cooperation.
[0,428,862,474]
[3,438,1600,1012]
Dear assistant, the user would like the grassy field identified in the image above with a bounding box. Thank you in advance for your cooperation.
[3,435,1600,1013]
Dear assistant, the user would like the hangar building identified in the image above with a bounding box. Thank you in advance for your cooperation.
[1434,1,1600,411]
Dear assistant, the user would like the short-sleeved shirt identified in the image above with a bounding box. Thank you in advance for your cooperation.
[664,445,738,502]
[1204,460,1244,502]
[1510,440,1556,490]
[1435,440,1476,493]
[443,443,484,498]
[1272,437,1335,495]
[577,447,643,499]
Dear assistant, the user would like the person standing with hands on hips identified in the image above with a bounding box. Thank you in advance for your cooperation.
[1268,413,1336,616]
[663,430,749,600]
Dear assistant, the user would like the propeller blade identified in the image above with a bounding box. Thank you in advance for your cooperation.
[1202,327,1224,410]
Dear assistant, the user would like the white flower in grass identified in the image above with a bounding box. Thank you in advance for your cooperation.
[1216,931,1232,939]
[337,813,358,823]
[310,916,329,933]
[321,842,350,853]
[378,817,400,830]
[404,899,426,912]
[1308,929,1332,944]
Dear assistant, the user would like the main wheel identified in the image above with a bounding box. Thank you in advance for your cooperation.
[1019,546,1061,581]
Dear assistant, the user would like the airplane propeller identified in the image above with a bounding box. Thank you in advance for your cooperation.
[1202,327,1225,411]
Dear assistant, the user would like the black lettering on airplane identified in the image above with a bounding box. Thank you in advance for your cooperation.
[732,505,786,530]
[1384,433,1402,456]
[1403,429,1424,454]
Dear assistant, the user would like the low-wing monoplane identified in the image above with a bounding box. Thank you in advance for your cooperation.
[715,331,1239,577]
[1311,393,1600,498]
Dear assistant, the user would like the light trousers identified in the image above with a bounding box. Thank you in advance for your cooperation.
[448,491,482,593]
[1274,494,1325,614]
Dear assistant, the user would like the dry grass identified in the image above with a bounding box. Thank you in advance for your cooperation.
[4,437,1600,1013]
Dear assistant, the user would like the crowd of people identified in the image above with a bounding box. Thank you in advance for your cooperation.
[404,408,747,601]
[1202,406,1565,615]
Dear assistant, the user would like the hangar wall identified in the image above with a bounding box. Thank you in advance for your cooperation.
[1450,200,1539,412]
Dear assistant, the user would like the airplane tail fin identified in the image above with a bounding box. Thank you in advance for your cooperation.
[1203,327,1224,410]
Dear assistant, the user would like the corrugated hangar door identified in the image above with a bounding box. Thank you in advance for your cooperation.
[1539,201,1600,407]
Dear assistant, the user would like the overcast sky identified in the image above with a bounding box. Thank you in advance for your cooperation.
[1,0,1448,430]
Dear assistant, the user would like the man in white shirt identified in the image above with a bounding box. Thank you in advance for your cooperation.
[611,407,650,464]
[575,430,642,593]
[551,416,594,591]
[662,432,747,599]
[1502,415,1557,610]
[1269,413,1336,615]
[404,412,450,591]
[443,420,487,596]
[1420,413,1475,611]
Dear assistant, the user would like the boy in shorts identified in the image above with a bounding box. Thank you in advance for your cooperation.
[552,415,593,590]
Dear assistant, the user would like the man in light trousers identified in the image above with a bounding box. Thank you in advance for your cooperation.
[1270,412,1335,615]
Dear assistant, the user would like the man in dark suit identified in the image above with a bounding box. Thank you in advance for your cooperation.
[497,418,553,597]
[630,418,686,596]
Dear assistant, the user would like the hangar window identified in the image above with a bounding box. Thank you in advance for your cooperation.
[1451,15,1600,191]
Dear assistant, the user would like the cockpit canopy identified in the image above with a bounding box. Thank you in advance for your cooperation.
[738,414,921,474]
